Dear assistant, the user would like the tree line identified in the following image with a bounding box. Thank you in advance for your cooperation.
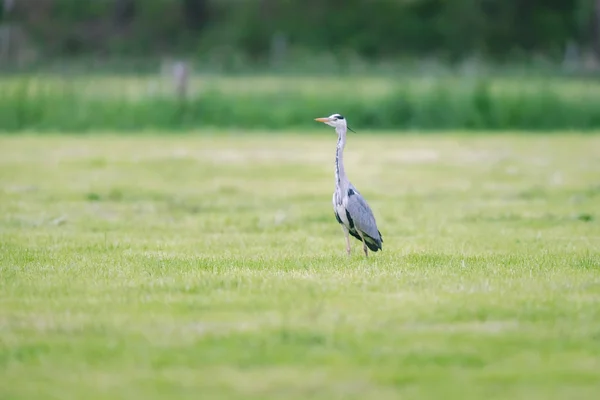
[1,0,598,64]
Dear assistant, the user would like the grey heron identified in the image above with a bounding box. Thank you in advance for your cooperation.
[315,114,383,257]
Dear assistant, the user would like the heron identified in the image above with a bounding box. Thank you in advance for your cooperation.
[315,113,383,257]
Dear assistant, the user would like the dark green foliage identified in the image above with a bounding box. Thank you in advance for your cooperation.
[6,0,595,63]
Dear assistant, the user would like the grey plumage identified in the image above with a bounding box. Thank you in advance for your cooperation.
[315,113,383,257]
[344,185,383,250]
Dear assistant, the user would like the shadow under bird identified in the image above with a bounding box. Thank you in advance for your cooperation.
[315,114,383,257]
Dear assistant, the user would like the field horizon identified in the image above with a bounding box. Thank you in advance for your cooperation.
[5,73,600,132]
[1,130,600,399]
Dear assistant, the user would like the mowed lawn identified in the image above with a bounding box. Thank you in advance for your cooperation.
[1,131,600,399]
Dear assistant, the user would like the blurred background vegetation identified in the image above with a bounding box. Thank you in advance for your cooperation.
[2,0,600,132]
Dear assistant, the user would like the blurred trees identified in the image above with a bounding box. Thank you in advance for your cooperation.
[0,0,598,64]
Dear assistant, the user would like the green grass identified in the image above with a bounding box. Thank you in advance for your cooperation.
[3,74,600,98]
[1,131,600,399]
[4,74,600,131]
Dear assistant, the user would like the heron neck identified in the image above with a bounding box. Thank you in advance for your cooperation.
[335,125,348,189]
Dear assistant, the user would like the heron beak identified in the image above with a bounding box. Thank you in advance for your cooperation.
[314,117,330,123]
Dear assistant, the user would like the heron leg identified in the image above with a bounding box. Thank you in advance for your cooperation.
[357,231,369,257]
[341,226,351,255]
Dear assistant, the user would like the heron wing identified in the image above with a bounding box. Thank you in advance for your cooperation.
[345,186,383,247]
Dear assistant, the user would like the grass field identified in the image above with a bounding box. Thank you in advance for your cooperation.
[1,131,600,399]
[5,73,600,132]
[4,74,600,99]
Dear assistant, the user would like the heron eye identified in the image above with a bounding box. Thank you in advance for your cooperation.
[336,115,344,120]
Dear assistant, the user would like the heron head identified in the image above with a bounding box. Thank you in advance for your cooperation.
[314,113,354,132]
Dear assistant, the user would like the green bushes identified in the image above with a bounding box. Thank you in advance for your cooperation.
[7,0,593,63]
[2,76,600,132]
